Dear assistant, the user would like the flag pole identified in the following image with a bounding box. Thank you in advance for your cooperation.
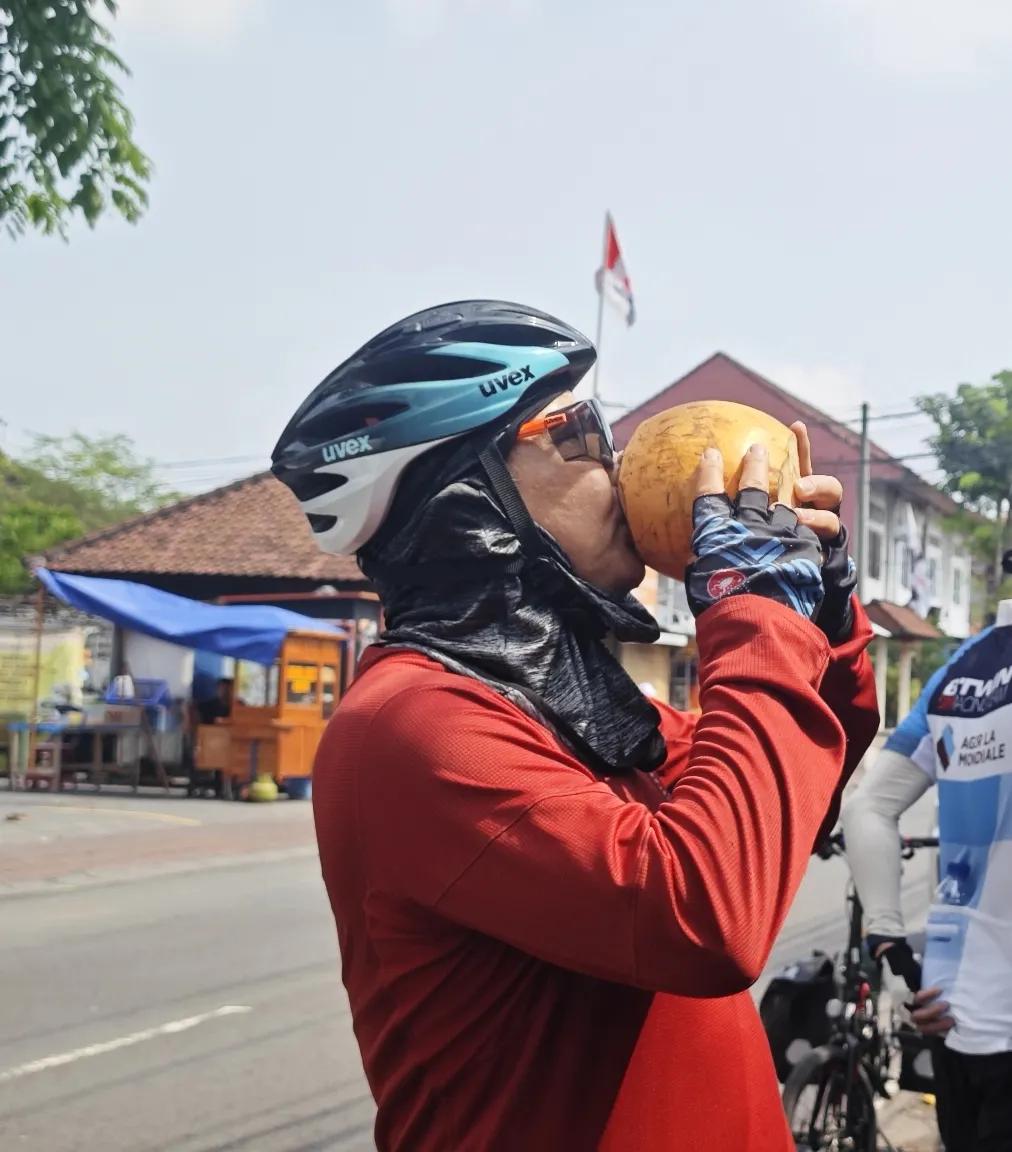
[591,213,608,401]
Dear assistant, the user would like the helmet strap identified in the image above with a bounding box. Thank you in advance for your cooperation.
[477,441,550,563]
[360,427,551,590]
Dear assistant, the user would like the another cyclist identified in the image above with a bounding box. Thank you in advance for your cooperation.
[273,301,879,1152]
[841,558,1012,1152]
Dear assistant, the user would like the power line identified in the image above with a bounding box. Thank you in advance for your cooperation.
[157,472,256,490]
[842,409,929,426]
[824,402,915,419]
[815,449,937,471]
[152,453,264,471]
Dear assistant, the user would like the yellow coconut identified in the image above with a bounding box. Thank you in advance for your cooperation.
[618,400,800,581]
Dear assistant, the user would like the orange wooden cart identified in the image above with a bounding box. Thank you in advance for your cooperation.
[194,630,346,798]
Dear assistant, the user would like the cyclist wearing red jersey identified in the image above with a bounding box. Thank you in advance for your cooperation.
[272,301,879,1151]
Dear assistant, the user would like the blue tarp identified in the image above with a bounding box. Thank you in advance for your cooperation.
[36,569,345,666]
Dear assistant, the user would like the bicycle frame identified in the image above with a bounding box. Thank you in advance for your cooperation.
[837,879,892,1103]
[783,832,939,1150]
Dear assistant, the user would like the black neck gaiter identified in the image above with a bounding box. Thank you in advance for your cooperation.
[359,444,665,776]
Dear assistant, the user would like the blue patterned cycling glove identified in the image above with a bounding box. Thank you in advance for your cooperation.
[685,488,825,621]
[816,524,857,644]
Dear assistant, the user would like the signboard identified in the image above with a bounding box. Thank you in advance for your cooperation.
[0,627,86,714]
[285,662,319,705]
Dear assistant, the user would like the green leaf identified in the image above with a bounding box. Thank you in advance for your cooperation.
[0,0,151,237]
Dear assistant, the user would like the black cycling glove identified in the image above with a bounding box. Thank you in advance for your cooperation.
[866,934,923,993]
[816,524,857,645]
[685,488,825,621]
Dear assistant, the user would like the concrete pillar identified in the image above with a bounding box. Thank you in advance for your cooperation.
[875,636,889,730]
[897,642,915,722]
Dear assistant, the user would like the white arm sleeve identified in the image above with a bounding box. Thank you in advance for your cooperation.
[839,750,933,939]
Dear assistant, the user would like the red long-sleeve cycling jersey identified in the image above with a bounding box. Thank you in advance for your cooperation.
[313,595,879,1151]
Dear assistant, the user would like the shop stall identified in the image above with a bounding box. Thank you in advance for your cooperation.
[195,629,344,799]
[7,570,348,799]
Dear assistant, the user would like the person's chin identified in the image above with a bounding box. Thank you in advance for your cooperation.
[610,523,645,591]
[627,555,647,593]
[608,552,646,597]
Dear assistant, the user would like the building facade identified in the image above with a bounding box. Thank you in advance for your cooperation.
[611,353,972,714]
[862,490,971,638]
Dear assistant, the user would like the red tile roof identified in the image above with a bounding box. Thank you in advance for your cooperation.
[612,352,958,518]
[41,473,365,585]
[864,599,942,640]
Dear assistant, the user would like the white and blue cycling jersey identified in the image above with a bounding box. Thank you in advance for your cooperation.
[886,624,1012,1054]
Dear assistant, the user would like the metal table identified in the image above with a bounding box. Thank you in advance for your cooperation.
[6,721,146,792]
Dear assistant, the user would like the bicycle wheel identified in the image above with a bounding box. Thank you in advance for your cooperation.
[783,1046,877,1152]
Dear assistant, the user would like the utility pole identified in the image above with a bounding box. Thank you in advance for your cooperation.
[856,402,870,603]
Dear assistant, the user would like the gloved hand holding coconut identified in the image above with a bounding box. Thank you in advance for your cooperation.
[618,401,856,641]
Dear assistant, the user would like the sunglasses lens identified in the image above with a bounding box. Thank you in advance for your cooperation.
[587,400,616,461]
[550,401,614,468]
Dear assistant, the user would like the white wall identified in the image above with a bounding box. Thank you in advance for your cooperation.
[862,484,970,638]
[939,539,972,638]
[864,492,888,604]
[122,631,194,699]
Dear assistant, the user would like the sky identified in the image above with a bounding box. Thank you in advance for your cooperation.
[2,0,1012,497]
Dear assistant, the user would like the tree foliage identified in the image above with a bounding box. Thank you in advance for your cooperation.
[0,0,150,237]
[918,372,1012,595]
[28,431,166,521]
[918,372,1012,515]
[0,432,175,594]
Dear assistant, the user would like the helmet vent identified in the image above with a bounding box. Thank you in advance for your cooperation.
[450,323,570,348]
[299,400,408,444]
[287,470,349,504]
[365,353,502,386]
[308,513,339,534]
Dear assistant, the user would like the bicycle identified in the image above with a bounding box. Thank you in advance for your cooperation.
[780,830,939,1152]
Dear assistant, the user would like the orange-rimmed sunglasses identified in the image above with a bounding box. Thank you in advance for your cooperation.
[515,398,616,471]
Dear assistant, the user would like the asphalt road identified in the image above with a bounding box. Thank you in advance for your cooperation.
[0,791,938,1152]
[761,789,938,984]
[0,855,375,1152]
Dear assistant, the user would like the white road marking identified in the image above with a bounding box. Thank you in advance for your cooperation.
[0,1005,252,1084]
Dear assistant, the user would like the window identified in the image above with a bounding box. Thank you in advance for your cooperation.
[285,663,319,706]
[236,661,279,708]
[953,565,964,607]
[321,665,338,719]
[867,529,883,581]
[869,499,887,525]
[655,574,692,632]
[669,658,699,713]
[899,542,911,588]
[928,557,938,596]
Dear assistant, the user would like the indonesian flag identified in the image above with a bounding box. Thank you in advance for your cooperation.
[595,213,636,327]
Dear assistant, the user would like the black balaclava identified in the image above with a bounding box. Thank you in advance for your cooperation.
[359,417,666,776]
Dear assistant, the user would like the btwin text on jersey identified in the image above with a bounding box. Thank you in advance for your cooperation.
[939,662,1012,715]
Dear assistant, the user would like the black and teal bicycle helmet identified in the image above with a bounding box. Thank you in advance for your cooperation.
[271,301,595,555]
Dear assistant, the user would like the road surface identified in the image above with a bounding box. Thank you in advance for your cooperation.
[0,791,937,1151]
[0,850,372,1151]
